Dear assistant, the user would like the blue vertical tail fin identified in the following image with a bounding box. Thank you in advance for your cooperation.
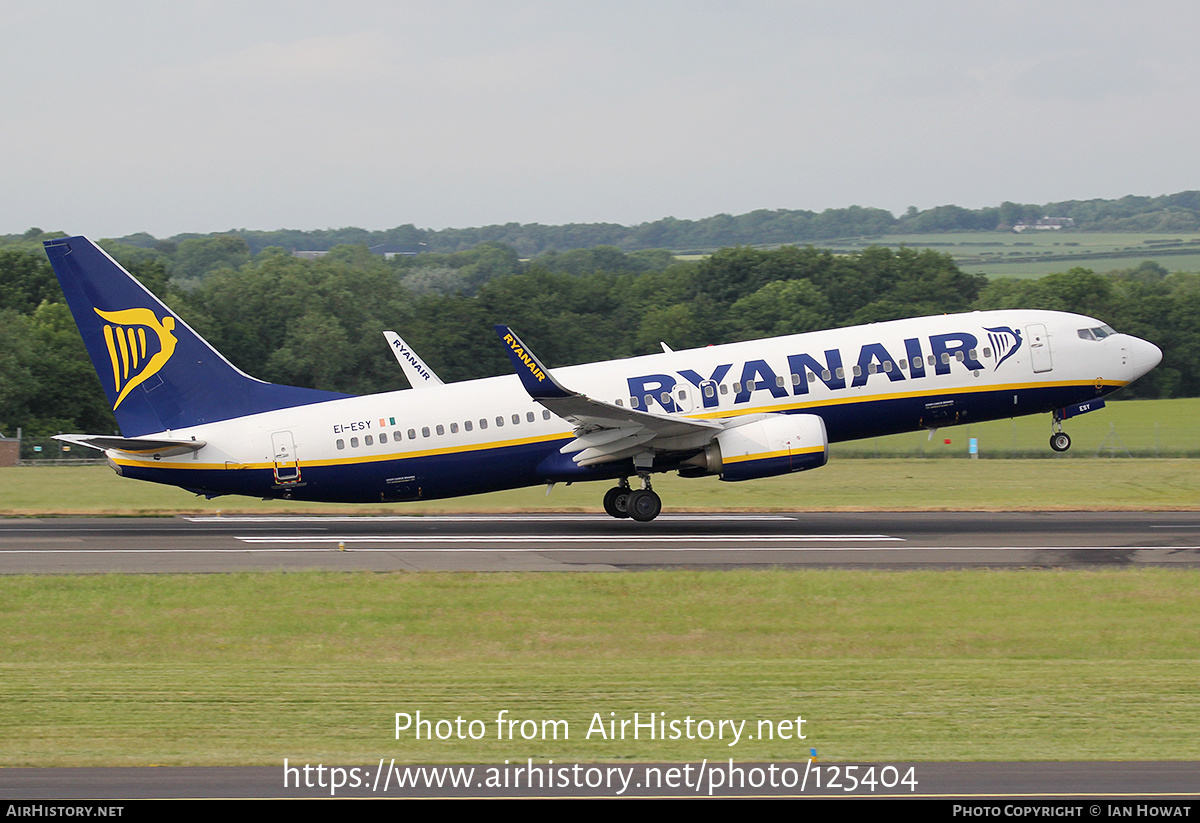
[45,236,351,437]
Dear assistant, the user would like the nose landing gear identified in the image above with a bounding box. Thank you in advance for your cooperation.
[1050,412,1071,452]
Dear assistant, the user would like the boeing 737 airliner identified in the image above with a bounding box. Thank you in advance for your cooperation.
[45,236,1162,521]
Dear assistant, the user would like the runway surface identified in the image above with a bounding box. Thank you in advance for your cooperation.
[3,511,1200,572]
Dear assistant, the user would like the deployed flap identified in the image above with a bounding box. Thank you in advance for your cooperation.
[383,331,444,388]
[55,434,206,458]
[495,325,720,466]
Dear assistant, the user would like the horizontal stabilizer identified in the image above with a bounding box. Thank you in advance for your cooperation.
[55,434,206,458]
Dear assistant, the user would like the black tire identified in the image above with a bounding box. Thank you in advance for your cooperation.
[627,489,662,522]
[603,486,631,518]
[1050,432,1071,452]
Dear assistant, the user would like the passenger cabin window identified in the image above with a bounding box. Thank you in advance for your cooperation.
[336,439,345,450]
[495,416,504,427]
[379,433,388,444]
[408,429,416,440]
[422,427,430,438]
[435,425,444,436]
[512,414,520,425]
[465,420,473,431]
[527,411,536,422]
[479,419,488,430]
[450,423,458,434]
[542,410,551,420]
[364,435,374,446]
[350,437,359,448]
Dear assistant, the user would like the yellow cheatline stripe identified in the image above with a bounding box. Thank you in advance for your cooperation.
[688,379,1127,421]
[723,445,825,465]
[104,379,1126,472]
[108,430,574,471]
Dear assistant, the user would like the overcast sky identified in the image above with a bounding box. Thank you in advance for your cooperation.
[4,1,1198,238]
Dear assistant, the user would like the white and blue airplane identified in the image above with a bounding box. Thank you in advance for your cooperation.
[45,235,1162,521]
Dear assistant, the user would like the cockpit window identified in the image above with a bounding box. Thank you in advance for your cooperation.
[1077,328,1095,341]
[1078,325,1117,341]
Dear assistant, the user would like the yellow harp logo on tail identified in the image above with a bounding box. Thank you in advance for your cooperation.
[94,308,178,409]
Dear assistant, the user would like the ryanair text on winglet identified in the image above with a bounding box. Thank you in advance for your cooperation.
[504,333,548,383]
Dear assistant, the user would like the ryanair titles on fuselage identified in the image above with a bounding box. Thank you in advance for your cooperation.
[628,327,1020,413]
[502,332,548,383]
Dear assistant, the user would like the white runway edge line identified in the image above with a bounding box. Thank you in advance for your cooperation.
[6,545,1200,555]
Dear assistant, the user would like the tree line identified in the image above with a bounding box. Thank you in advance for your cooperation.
[6,191,1199,261]
[0,242,1191,438]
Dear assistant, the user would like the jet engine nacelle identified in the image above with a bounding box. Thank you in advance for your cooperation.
[681,413,829,481]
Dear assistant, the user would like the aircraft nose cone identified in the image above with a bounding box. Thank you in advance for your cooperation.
[1133,336,1163,374]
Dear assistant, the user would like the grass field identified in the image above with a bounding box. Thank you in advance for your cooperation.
[830,231,1200,278]
[5,398,1199,514]
[3,458,1199,514]
[2,569,1198,765]
[4,398,1198,768]
[834,396,1200,458]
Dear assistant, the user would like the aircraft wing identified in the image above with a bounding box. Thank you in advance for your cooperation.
[495,325,720,466]
[383,331,445,388]
[54,434,206,458]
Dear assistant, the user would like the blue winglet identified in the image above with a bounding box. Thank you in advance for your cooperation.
[494,325,574,400]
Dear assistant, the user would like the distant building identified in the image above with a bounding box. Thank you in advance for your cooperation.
[291,243,425,260]
[369,242,425,259]
[1013,217,1076,232]
[0,435,18,467]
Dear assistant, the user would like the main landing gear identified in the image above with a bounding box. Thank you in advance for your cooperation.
[1050,412,1072,452]
[602,476,662,522]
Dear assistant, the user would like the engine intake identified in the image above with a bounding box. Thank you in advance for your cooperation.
[682,413,829,481]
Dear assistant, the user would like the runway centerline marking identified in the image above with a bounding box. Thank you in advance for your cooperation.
[232,534,904,544]
[184,514,797,523]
